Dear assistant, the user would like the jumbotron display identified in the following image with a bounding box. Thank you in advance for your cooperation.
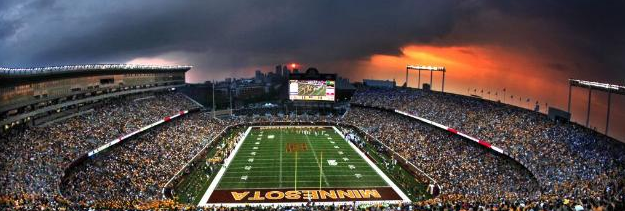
[289,80,335,101]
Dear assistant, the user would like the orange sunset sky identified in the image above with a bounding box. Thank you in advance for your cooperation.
[154,43,624,142]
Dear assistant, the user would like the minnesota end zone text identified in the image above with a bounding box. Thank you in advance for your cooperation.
[207,187,402,203]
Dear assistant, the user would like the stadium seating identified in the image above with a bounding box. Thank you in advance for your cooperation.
[1,88,623,210]
[351,87,625,200]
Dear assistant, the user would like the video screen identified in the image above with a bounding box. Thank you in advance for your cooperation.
[289,80,335,101]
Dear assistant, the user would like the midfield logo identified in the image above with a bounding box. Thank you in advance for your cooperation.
[286,143,308,153]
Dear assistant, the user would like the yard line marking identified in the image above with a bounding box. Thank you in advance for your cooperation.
[279,129,283,187]
[198,126,252,206]
[216,180,383,184]
[226,168,376,173]
[332,126,411,203]
[220,174,381,178]
[237,147,350,151]
[225,164,374,169]
[304,132,330,187]
[229,157,367,162]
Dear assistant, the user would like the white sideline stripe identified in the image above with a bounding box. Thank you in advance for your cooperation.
[331,126,411,203]
[198,126,253,206]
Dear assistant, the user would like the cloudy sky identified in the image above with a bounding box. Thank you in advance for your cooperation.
[1,0,624,140]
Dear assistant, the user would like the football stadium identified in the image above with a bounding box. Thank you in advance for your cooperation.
[0,63,623,210]
[1,1,625,211]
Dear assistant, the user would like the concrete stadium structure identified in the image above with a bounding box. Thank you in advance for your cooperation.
[0,64,191,130]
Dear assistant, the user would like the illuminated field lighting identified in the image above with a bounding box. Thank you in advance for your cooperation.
[568,79,625,136]
[405,65,447,92]
[569,79,625,92]
[407,65,446,71]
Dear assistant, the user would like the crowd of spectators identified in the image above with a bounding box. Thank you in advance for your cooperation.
[343,106,540,201]
[61,111,224,208]
[351,87,625,201]
[2,87,624,210]
[0,92,200,209]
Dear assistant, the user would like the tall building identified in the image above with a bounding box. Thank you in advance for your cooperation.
[282,65,290,79]
[275,65,282,78]
[254,70,264,83]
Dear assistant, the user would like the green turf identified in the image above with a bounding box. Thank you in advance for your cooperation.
[216,127,389,190]
[361,143,432,201]
[174,146,221,204]
[173,128,243,204]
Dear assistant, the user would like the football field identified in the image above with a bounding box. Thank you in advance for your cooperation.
[198,126,410,206]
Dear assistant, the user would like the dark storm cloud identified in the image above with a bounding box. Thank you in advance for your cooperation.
[444,0,625,83]
[0,0,458,68]
[0,0,624,82]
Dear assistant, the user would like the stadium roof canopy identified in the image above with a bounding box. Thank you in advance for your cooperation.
[0,64,192,86]
[0,64,192,77]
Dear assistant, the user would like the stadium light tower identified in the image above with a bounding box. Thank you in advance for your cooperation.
[568,79,625,135]
[406,65,446,92]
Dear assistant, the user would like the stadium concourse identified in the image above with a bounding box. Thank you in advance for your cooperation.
[0,88,623,210]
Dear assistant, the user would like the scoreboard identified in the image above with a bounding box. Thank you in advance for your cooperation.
[289,80,335,101]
